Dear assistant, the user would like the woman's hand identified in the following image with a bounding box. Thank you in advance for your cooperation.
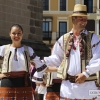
[0,73,7,79]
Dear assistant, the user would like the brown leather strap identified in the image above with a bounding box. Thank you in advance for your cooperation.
[52,79,62,83]
[66,74,76,83]
[66,74,97,84]
[4,71,28,77]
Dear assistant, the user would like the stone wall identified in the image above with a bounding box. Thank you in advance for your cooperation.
[0,0,51,58]
[0,0,43,41]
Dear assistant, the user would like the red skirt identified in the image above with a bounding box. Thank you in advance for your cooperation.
[0,87,34,100]
[46,92,60,100]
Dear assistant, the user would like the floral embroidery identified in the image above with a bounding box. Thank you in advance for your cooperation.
[66,33,85,57]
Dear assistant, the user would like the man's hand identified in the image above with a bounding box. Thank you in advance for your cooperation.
[75,73,86,84]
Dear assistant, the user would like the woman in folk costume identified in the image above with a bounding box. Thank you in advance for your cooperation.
[33,4,100,100]
[0,24,48,100]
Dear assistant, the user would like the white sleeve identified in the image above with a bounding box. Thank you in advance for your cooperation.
[28,46,47,72]
[86,34,100,75]
[0,45,5,57]
[44,36,64,66]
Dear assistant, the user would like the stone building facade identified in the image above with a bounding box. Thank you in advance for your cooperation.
[0,0,50,58]
[0,0,43,40]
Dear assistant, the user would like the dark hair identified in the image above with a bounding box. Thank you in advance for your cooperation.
[10,24,23,33]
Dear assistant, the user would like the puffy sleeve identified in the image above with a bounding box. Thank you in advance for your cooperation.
[28,46,47,74]
[0,45,5,68]
[86,34,100,75]
[44,35,64,67]
[0,45,5,57]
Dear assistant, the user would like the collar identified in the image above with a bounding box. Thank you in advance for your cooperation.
[69,29,88,35]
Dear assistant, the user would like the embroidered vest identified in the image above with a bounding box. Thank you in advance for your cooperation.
[1,44,30,73]
[43,72,54,86]
[57,32,99,83]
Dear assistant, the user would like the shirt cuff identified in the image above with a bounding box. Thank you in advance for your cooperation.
[82,71,89,78]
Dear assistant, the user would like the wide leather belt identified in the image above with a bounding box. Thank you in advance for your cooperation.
[52,79,62,83]
[66,74,77,83]
[52,74,76,83]
[3,71,29,86]
[66,74,99,87]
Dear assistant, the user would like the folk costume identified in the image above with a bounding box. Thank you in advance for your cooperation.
[32,4,100,100]
[43,29,100,100]
[0,45,47,100]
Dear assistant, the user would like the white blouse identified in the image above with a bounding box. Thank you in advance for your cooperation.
[0,45,45,73]
[44,30,100,99]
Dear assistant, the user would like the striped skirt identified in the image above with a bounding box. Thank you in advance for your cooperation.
[0,77,34,100]
[60,98,96,100]
[0,87,33,100]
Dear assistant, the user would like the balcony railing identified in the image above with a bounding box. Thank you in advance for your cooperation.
[56,32,67,40]
[43,31,52,44]
[43,31,67,44]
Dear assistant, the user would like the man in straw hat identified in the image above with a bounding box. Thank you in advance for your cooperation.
[32,4,100,100]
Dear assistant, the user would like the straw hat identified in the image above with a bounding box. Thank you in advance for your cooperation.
[70,4,88,17]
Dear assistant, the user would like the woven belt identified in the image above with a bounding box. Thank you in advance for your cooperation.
[32,76,43,82]
[52,79,62,83]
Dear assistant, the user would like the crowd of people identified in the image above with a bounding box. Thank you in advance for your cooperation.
[0,3,100,100]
